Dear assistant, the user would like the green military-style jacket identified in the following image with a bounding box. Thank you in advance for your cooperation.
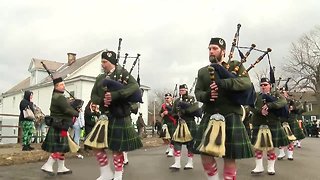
[288,99,306,122]
[50,90,79,124]
[172,95,200,121]
[195,60,252,116]
[251,90,287,126]
[91,65,139,113]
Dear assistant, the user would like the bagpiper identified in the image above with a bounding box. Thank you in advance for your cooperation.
[169,84,201,170]
[85,51,143,180]
[251,78,290,175]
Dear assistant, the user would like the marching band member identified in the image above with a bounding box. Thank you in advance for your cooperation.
[159,93,177,157]
[41,77,79,176]
[278,89,306,160]
[88,51,143,180]
[194,37,254,180]
[251,78,289,175]
[169,84,201,170]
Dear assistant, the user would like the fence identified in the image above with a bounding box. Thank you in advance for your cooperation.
[0,113,21,144]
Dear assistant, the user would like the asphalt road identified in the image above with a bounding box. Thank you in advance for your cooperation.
[0,137,319,180]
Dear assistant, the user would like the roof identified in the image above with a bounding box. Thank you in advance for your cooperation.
[3,50,103,95]
[40,50,102,84]
[29,59,63,72]
[5,77,30,94]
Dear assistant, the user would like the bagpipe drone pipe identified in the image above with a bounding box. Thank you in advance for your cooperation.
[209,24,273,107]
[40,61,84,111]
[102,38,143,104]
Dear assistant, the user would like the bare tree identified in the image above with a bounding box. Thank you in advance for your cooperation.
[283,26,320,101]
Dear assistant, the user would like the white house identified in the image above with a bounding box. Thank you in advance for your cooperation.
[0,50,150,144]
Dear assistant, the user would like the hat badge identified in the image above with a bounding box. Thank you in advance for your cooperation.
[107,52,112,57]
[219,39,224,46]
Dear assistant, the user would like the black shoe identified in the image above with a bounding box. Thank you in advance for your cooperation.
[22,146,31,151]
[57,170,72,175]
[41,169,55,176]
[288,158,294,161]
[268,171,276,175]
[251,171,264,175]
[28,145,35,150]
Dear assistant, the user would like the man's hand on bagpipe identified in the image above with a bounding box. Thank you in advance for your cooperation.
[210,82,219,101]
[261,104,269,116]
[103,92,112,107]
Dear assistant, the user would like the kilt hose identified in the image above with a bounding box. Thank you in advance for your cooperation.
[193,113,253,159]
[173,120,197,151]
[108,116,143,152]
[289,120,305,140]
[251,122,290,148]
[42,127,70,153]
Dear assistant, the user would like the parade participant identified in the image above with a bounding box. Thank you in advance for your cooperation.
[159,93,176,157]
[295,119,306,148]
[251,78,289,175]
[169,84,201,170]
[84,101,100,151]
[41,77,79,176]
[89,50,143,180]
[19,90,35,151]
[278,90,306,160]
[136,112,147,138]
[194,37,254,180]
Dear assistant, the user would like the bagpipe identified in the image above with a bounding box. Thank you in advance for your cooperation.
[209,24,272,107]
[199,24,272,157]
[176,97,202,118]
[261,93,289,118]
[102,38,143,104]
[41,61,84,110]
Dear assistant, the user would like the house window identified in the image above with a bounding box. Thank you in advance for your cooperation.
[306,103,313,112]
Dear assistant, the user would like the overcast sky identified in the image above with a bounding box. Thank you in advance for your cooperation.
[1,0,319,95]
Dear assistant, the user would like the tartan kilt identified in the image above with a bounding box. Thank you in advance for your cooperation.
[289,120,305,140]
[251,122,290,148]
[41,127,69,153]
[162,119,177,138]
[193,113,253,159]
[108,116,143,152]
[173,119,197,149]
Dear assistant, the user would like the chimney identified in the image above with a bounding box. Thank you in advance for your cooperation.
[67,53,76,65]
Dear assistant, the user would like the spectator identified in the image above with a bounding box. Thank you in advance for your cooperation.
[19,90,35,151]
[154,119,162,136]
[136,113,146,138]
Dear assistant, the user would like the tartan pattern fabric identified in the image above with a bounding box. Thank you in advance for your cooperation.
[251,122,290,148]
[41,127,70,153]
[107,116,143,151]
[193,113,253,159]
[21,121,34,146]
[173,119,197,152]
[162,120,177,138]
[289,120,305,140]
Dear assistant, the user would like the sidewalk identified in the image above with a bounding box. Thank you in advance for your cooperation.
[0,136,163,166]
